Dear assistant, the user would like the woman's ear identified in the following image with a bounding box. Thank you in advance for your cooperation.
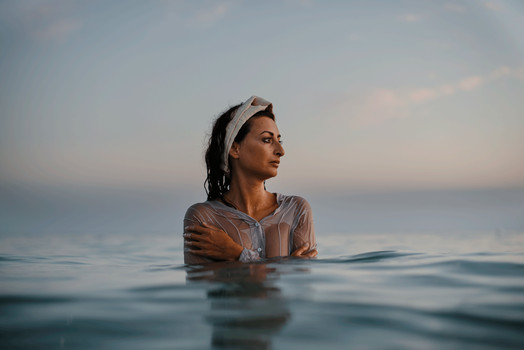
[229,142,240,159]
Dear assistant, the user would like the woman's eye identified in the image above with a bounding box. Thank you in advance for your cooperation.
[263,138,271,143]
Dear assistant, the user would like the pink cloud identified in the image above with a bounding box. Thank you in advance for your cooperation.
[373,89,403,107]
[515,66,524,80]
[3,0,82,43]
[284,0,315,7]
[347,89,407,127]
[331,63,523,128]
[194,3,229,25]
[483,2,502,11]
[399,13,422,22]
[444,3,466,13]
[490,66,511,78]
[459,76,483,91]
[36,18,82,42]
[439,85,456,95]
[409,88,438,102]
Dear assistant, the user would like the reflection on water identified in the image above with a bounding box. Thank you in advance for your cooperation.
[187,262,293,349]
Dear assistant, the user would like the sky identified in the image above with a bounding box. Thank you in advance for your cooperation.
[1,0,523,195]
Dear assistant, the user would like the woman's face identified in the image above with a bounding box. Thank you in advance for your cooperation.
[230,116,285,181]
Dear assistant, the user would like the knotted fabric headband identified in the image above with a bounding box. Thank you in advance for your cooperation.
[221,95,273,174]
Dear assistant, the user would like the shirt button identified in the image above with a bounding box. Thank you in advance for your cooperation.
[257,248,262,252]
[254,222,260,227]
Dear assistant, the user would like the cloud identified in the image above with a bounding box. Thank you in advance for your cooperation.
[409,88,438,102]
[1,0,82,42]
[483,2,502,11]
[194,2,230,26]
[348,33,361,41]
[515,66,524,80]
[407,65,522,102]
[399,13,422,22]
[459,76,483,91]
[284,0,315,7]
[439,84,456,95]
[444,3,466,13]
[155,0,232,28]
[335,64,523,127]
[35,18,82,42]
[335,89,406,127]
[490,66,511,78]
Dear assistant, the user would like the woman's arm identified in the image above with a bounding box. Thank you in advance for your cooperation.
[185,222,264,263]
[290,197,318,258]
[184,205,262,263]
[184,222,243,261]
[183,208,215,264]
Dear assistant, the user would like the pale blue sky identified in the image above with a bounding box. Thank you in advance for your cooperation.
[1,0,523,193]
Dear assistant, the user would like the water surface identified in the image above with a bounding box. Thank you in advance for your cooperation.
[1,231,523,349]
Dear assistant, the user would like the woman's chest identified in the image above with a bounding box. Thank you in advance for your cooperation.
[217,217,294,258]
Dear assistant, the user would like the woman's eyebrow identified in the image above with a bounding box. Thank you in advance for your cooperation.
[259,131,282,138]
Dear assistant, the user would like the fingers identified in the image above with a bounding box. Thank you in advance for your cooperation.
[183,232,203,243]
[184,225,213,243]
[189,248,206,256]
[184,225,206,235]
[189,246,222,259]
[186,240,211,252]
[291,243,309,257]
[304,249,318,258]
[185,240,199,248]
[184,223,233,260]
[291,243,318,258]
[185,223,221,236]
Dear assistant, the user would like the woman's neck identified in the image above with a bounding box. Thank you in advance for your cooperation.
[224,177,276,220]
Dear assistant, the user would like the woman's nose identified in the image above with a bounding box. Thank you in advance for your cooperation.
[275,142,285,157]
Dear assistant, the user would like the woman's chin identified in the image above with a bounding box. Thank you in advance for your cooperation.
[268,168,279,177]
[259,170,278,181]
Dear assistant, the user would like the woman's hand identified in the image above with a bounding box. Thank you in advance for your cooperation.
[291,243,318,258]
[184,222,243,261]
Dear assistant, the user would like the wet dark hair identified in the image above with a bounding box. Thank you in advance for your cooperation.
[204,104,275,201]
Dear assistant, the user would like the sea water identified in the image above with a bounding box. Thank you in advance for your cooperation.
[1,186,524,349]
[1,229,523,349]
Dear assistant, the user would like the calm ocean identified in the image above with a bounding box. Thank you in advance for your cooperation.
[1,186,523,349]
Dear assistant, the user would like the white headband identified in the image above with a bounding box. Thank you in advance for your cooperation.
[221,95,273,174]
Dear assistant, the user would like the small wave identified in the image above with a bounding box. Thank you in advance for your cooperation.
[144,264,184,272]
[49,260,89,265]
[0,255,90,266]
[129,284,190,293]
[319,250,419,264]
[419,259,524,277]
[0,255,50,263]
[0,295,75,305]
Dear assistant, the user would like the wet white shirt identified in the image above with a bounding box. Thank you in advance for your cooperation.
[183,193,316,264]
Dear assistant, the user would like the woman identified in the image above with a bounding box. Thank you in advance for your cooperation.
[183,96,317,264]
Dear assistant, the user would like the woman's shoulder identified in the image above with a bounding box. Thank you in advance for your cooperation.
[185,200,221,216]
[277,193,312,209]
